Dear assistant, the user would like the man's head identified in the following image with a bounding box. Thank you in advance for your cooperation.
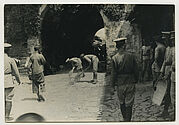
[4,43,12,54]
[170,31,175,47]
[113,37,127,50]
[161,31,170,46]
[153,35,163,45]
[80,53,85,59]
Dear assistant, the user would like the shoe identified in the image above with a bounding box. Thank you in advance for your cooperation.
[40,95,45,102]
[90,80,94,83]
[158,110,170,118]
[37,98,42,102]
[82,73,85,77]
[5,117,14,121]
[92,80,97,84]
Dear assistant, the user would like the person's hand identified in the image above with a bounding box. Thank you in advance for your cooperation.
[18,82,23,85]
[163,74,169,80]
[159,73,164,80]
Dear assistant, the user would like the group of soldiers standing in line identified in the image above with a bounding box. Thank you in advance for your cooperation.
[110,31,175,121]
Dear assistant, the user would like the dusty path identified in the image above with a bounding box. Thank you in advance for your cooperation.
[11,73,105,122]
[9,73,175,123]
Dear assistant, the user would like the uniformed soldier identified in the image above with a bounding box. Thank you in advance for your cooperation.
[111,38,139,121]
[27,45,46,102]
[152,34,166,90]
[4,43,22,121]
[159,31,172,117]
[66,57,85,83]
[170,31,175,117]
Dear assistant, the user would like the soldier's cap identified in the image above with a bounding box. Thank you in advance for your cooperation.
[80,54,85,58]
[65,58,70,63]
[170,31,175,39]
[161,31,170,39]
[113,37,127,47]
[113,37,127,42]
[4,43,12,48]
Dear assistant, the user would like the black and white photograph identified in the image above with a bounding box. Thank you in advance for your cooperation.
[2,3,177,123]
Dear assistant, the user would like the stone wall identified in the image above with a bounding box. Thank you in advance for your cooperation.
[4,4,142,73]
[100,5,142,74]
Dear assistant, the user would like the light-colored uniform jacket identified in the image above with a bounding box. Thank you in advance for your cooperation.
[4,53,21,88]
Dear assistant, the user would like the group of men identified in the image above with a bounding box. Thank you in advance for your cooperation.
[66,53,99,84]
[111,31,175,121]
[4,30,175,122]
[4,43,46,121]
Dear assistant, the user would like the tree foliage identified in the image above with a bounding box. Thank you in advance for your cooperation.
[4,4,41,44]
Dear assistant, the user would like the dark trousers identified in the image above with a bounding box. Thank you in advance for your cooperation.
[142,59,152,81]
[120,103,133,121]
[152,71,160,89]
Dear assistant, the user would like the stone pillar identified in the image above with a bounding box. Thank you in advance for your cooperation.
[100,5,142,74]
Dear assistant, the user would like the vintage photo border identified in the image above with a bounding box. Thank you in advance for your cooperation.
[0,0,178,125]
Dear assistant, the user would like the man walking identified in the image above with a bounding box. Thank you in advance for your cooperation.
[4,43,22,121]
[111,38,139,121]
[66,57,85,83]
[80,54,99,84]
[27,45,46,102]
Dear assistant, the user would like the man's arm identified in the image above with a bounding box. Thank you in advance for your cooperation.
[160,48,167,76]
[111,59,117,89]
[24,57,30,68]
[40,54,46,65]
[133,56,139,83]
[11,58,21,84]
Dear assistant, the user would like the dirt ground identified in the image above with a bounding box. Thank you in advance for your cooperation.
[100,76,175,122]
[10,72,105,122]
[8,73,175,123]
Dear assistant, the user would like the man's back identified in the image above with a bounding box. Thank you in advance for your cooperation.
[153,44,166,71]
[111,52,139,83]
[112,52,138,74]
[30,53,46,74]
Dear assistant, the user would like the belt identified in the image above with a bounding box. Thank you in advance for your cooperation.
[5,73,12,75]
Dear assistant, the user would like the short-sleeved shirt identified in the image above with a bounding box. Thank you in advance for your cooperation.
[4,53,21,88]
[69,57,82,70]
[152,44,166,72]
[111,51,139,85]
[29,52,46,74]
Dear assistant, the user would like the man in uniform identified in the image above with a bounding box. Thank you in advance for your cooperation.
[160,31,174,117]
[111,38,139,121]
[66,57,85,83]
[80,54,99,84]
[4,43,22,121]
[170,31,175,119]
[152,34,166,90]
[141,39,152,82]
[27,45,46,102]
